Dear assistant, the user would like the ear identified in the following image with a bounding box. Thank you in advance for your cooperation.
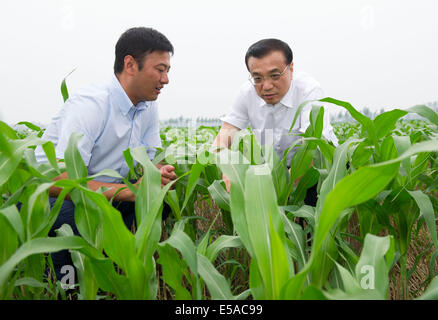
[123,55,138,76]
[289,62,294,73]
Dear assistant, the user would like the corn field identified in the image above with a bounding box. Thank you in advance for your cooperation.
[1,96,438,300]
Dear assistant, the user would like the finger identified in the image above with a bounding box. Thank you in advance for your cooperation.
[161,166,177,179]
[162,171,177,181]
[165,165,175,172]
[162,165,175,173]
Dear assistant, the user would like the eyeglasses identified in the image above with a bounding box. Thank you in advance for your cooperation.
[249,65,290,85]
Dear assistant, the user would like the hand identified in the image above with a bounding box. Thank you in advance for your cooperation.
[160,164,177,188]
[222,173,231,193]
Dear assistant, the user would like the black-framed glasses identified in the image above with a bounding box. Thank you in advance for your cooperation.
[249,65,290,85]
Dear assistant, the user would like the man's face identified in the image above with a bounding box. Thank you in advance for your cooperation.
[131,50,171,102]
[247,50,293,105]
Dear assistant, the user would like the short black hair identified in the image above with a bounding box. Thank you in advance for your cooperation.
[114,27,174,74]
[244,38,293,71]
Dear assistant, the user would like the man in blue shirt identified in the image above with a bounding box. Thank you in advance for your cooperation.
[34,27,177,281]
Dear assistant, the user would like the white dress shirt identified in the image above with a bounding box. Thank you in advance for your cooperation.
[221,71,338,164]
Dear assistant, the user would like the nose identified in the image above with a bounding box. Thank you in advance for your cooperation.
[161,72,169,84]
[262,79,274,91]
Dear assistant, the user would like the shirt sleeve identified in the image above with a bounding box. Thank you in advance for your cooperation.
[220,84,250,129]
[54,96,103,166]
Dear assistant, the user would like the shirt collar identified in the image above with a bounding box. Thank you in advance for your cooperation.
[279,81,295,108]
[110,74,148,116]
[255,80,295,109]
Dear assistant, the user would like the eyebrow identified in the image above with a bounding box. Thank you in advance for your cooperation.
[252,68,281,75]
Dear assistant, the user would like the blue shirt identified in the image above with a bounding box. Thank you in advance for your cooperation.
[35,74,162,183]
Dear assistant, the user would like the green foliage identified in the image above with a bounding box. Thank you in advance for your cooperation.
[1,95,438,300]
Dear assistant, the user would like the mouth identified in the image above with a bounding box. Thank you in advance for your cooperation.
[155,86,163,94]
[263,93,276,100]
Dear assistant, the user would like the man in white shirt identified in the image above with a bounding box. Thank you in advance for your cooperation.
[213,38,337,194]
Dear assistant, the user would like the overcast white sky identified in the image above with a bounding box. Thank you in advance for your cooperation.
[0,0,437,125]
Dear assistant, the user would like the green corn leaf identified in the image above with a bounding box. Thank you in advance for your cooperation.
[312,162,400,263]
[86,188,147,298]
[207,180,230,212]
[308,105,324,139]
[0,214,18,267]
[24,182,53,240]
[14,277,50,291]
[160,227,201,299]
[56,224,98,300]
[197,253,236,300]
[323,261,381,300]
[22,149,59,180]
[310,236,338,288]
[406,104,438,127]
[289,140,315,183]
[0,205,24,244]
[87,257,129,299]
[393,135,411,177]
[263,144,289,205]
[291,166,319,204]
[244,165,290,299]
[135,178,176,268]
[0,135,45,186]
[374,109,408,139]
[417,275,438,300]
[64,132,88,180]
[320,97,378,147]
[407,190,438,250]
[355,234,395,299]
[16,121,41,133]
[41,141,60,174]
[316,138,357,215]
[60,68,76,103]
[181,160,204,213]
[0,236,102,293]
[165,189,182,220]
[304,137,335,164]
[215,149,253,256]
[0,121,18,140]
[280,211,307,271]
[205,235,242,262]
[161,229,198,276]
[157,244,192,300]
[129,146,162,226]
[70,189,102,247]
[60,134,103,246]
[351,140,373,168]
[301,285,327,300]
[297,138,438,295]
